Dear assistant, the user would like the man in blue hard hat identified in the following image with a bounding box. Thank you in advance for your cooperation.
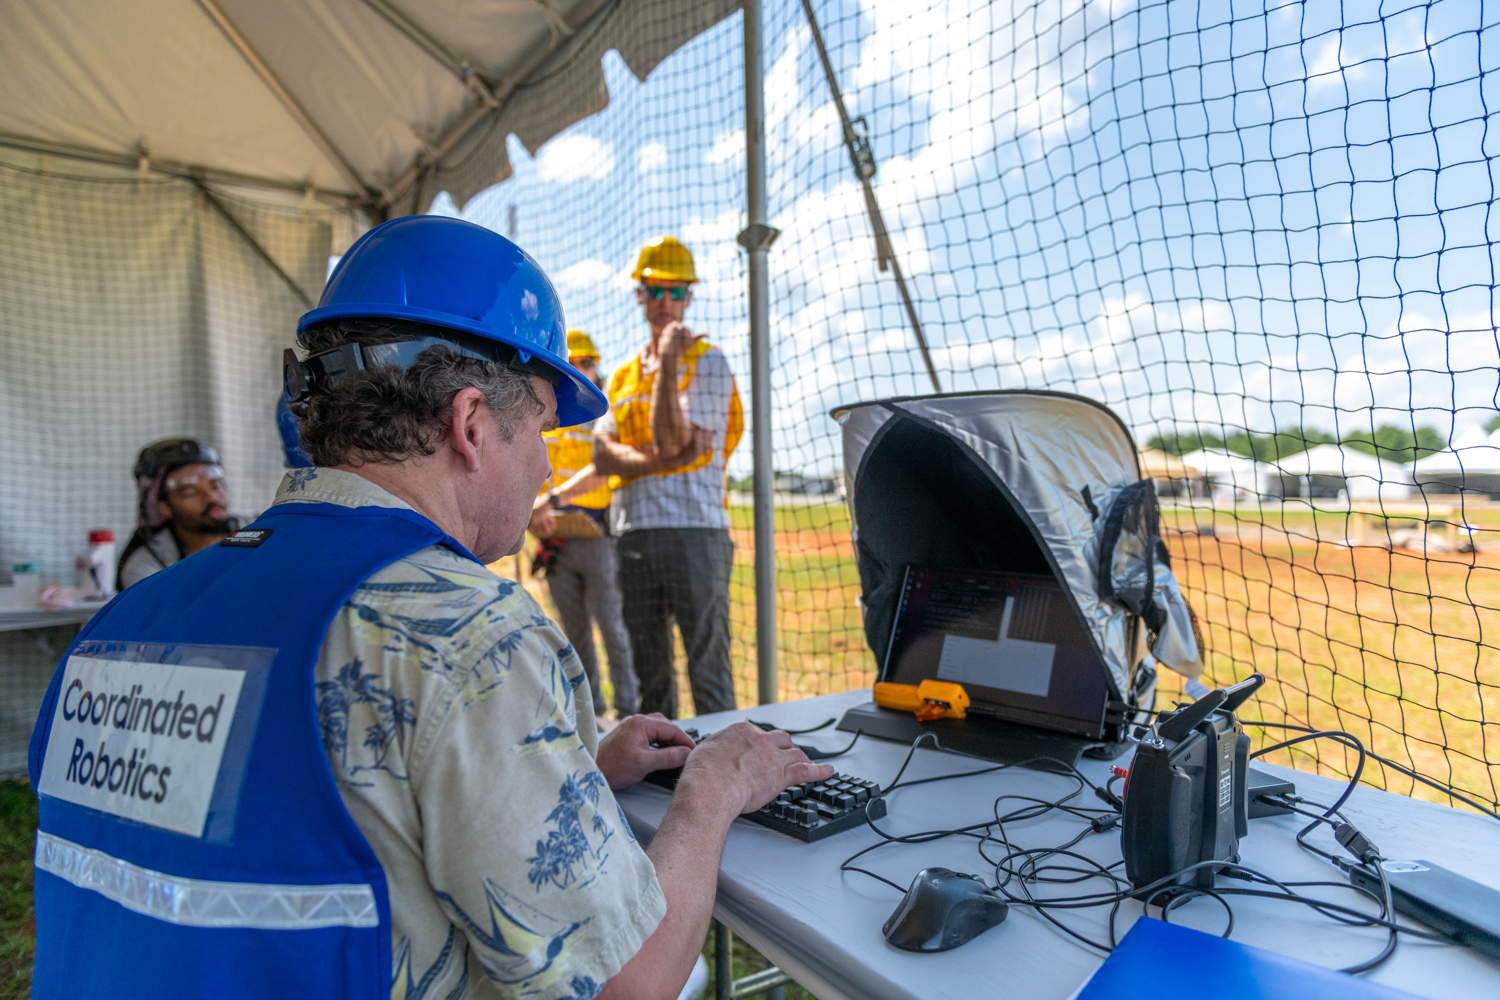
[29,216,830,999]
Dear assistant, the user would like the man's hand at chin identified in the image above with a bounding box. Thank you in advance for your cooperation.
[595,713,696,790]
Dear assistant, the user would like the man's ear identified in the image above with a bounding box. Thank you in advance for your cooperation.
[447,386,488,473]
[634,286,647,306]
[156,497,173,522]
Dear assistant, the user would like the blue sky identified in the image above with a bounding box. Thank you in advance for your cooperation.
[427,0,1500,477]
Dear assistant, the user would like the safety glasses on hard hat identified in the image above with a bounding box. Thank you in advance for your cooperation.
[641,285,689,301]
[284,333,561,403]
[163,465,227,500]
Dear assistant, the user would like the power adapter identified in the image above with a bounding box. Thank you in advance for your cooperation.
[1246,767,1295,819]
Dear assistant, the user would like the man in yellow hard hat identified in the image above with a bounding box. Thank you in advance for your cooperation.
[528,329,639,717]
[593,236,744,717]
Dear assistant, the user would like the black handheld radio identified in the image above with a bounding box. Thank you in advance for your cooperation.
[1120,674,1265,895]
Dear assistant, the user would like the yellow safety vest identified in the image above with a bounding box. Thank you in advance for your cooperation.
[541,425,612,510]
[606,339,743,486]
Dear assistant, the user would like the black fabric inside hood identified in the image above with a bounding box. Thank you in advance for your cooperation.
[852,415,1052,661]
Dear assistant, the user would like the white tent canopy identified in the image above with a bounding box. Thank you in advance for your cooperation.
[3,0,737,217]
[1411,426,1500,478]
[1409,426,1500,498]
[1180,448,1268,502]
[0,0,739,601]
[1270,444,1412,501]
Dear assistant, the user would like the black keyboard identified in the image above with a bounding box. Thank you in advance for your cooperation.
[642,728,887,842]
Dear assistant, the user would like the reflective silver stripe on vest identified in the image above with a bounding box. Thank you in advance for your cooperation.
[35,831,379,929]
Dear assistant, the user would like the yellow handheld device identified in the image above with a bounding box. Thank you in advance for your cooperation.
[873,680,970,722]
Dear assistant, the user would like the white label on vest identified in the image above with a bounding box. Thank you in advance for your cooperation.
[37,655,246,838]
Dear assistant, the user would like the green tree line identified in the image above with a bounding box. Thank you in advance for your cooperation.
[1147,425,1447,463]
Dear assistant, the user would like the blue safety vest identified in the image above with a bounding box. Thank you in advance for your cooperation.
[29,501,471,999]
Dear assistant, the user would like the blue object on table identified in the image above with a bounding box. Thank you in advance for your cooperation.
[1075,917,1419,999]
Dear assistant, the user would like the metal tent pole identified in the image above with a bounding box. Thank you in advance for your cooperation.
[801,0,942,394]
[738,0,781,707]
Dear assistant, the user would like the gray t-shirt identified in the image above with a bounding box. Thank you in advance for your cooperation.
[117,527,181,589]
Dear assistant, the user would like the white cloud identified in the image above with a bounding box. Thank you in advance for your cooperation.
[1303,31,1379,98]
[637,142,667,172]
[551,258,633,292]
[706,130,744,166]
[535,134,615,182]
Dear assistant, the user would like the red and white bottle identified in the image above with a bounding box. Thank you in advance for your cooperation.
[86,529,116,599]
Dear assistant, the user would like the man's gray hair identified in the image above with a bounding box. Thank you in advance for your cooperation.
[295,318,545,467]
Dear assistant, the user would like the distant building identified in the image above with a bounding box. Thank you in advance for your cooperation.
[772,473,839,496]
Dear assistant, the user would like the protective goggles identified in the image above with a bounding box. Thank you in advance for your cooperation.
[284,333,560,403]
[641,285,689,301]
[163,465,227,497]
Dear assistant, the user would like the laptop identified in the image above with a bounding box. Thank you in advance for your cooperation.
[839,566,1115,765]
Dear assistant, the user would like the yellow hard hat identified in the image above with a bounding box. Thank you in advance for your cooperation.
[566,329,599,361]
[631,235,698,284]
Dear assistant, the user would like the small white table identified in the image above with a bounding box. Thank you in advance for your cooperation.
[0,604,105,633]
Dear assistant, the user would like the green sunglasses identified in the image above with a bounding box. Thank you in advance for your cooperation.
[641,285,689,301]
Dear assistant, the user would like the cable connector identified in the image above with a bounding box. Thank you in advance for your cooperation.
[1090,814,1120,833]
[1334,822,1383,866]
[1094,786,1124,811]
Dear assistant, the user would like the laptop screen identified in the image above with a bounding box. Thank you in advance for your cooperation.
[881,566,1111,738]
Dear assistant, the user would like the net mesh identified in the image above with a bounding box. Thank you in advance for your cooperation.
[2,0,1496,815]
[0,154,334,775]
[454,0,1498,813]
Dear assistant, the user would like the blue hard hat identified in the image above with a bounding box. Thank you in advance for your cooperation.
[297,215,608,426]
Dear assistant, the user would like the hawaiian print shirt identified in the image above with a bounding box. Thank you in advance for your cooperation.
[276,468,666,999]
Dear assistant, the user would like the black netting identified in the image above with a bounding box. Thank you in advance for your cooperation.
[453,0,1498,813]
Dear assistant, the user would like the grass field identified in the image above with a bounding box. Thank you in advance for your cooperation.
[0,784,35,1000]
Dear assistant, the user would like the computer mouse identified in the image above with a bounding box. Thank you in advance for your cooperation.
[881,867,1009,952]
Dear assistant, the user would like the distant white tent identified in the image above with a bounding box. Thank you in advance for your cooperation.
[1410,426,1500,498]
[1180,448,1267,502]
[1271,444,1412,502]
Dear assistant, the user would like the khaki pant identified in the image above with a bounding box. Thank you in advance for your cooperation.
[546,535,639,715]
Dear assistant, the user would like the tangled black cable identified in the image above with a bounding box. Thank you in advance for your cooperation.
[833,729,1458,974]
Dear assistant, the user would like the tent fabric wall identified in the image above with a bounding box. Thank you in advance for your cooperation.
[0,150,332,776]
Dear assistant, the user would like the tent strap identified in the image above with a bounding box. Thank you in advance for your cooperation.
[195,180,316,309]
[800,0,941,394]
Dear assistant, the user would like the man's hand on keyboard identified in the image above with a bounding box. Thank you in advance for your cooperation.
[680,722,835,817]
[596,713,696,790]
